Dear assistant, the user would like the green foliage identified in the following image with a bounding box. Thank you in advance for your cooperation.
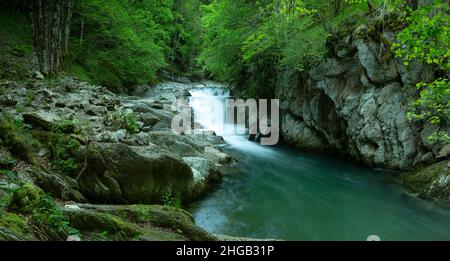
[69,0,176,92]
[25,90,35,106]
[11,183,78,240]
[198,0,370,96]
[47,127,80,174]
[395,1,450,143]
[394,1,449,69]
[109,110,139,134]
[15,104,26,113]
[121,113,139,134]
[161,192,182,209]
[31,194,79,238]
[198,0,256,81]
[170,0,205,75]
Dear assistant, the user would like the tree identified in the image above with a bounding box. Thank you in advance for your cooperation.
[394,0,450,143]
[30,0,74,75]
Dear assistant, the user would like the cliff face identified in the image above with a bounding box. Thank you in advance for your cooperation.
[276,25,447,170]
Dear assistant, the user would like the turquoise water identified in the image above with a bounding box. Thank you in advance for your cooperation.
[188,88,450,241]
[191,142,450,240]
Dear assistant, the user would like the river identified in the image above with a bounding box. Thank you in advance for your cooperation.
[188,86,450,241]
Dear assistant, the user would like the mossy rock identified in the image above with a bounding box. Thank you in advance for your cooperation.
[0,114,37,164]
[10,183,45,214]
[63,204,217,241]
[10,183,78,241]
[62,206,188,241]
[0,212,36,240]
[397,161,450,203]
[63,207,141,240]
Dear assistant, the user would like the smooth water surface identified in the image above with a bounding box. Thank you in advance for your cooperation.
[188,87,450,241]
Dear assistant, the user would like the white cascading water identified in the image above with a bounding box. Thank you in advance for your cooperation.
[189,87,277,157]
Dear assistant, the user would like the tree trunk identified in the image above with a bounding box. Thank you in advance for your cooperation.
[30,0,74,75]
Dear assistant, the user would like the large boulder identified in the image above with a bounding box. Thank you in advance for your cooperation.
[77,142,209,204]
[62,204,216,241]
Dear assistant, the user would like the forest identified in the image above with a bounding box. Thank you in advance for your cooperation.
[0,0,449,242]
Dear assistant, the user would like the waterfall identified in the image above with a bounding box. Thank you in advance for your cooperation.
[188,87,277,157]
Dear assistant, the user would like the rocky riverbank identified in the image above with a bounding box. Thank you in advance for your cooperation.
[0,76,232,240]
[265,18,450,203]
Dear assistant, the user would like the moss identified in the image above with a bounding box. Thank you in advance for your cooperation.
[397,161,450,202]
[10,183,45,214]
[73,204,216,241]
[63,208,141,240]
[0,114,39,165]
[0,212,35,240]
[10,183,78,240]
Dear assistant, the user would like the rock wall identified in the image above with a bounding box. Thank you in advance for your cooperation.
[276,26,446,170]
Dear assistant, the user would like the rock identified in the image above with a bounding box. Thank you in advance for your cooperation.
[33,170,86,202]
[421,152,434,163]
[23,111,61,130]
[281,113,328,151]
[0,212,37,241]
[150,102,164,110]
[95,131,117,142]
[85,105,107,116]
[77,142,198,204]
[437,144,450,159]
[0,95,18,106]
[139,112,160,127]
[32,71,44,80]
[355,39,399,84]
[204,146,232,164]
[113,129,127,141]
[135,132,150,145]
[136,121,144,130]
[130,105,152,113]
[62,204,216,241]
[275,31,431,170]
[396,161,450,203]
[146,131,201,157]
[66,235,81,241]
[183,156,222,198]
